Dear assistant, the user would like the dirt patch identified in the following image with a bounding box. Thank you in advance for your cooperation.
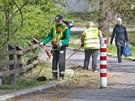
[11,65,100,101]
[10,86,73,101]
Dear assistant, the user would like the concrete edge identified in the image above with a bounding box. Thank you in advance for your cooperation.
[0,69,74,101]
[107,53,135,61]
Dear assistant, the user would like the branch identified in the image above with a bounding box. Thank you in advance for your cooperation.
[10,1,33,19]
[11,0,34,35]
[5,1,10,41]
[11,0,24,35]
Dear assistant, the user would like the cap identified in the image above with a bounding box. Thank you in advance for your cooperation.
[55,15,63,22]
[117,18,122,22]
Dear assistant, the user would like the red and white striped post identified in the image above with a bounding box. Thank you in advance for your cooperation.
[100,37,107,88]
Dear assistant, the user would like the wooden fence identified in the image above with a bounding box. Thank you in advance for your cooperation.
[0,38,40,84]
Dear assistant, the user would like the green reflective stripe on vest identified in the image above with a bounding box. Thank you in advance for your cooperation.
[52,25,67,45]
[84,28,100,49]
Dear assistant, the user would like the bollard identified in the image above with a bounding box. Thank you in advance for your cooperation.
[0,79,2,85]
[100,37,107,88]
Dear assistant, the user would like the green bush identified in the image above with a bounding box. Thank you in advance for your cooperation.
[0,0,64,48]
[128,31,135,46]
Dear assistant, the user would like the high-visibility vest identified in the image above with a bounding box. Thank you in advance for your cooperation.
[84,28,100,49]
[52,24,67,45]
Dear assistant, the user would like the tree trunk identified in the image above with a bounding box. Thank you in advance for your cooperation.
[98,0,111,37]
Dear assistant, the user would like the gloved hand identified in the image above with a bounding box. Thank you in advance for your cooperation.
[40,42,44,46]
[58,42,62,49]
[39,42,45,48]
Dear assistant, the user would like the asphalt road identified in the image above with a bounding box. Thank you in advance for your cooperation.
[66,49,135,73]
[60,88,135,101]
[62,49,135,101]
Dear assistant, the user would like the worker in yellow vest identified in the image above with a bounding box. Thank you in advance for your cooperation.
[40,15,70,80]
[81,21,102,72]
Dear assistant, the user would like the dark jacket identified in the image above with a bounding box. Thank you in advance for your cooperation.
[110,24,128,47]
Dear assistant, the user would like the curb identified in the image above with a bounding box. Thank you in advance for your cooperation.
[0,69,74,101]
[107,53,135,61]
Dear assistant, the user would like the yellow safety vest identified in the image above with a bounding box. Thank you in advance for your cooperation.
[84,28,100,49]
[52,24,67,45]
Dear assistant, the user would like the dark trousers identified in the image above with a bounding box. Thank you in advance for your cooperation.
[83,49,99,71]
[52,46,66,77]
[116,45,124,62]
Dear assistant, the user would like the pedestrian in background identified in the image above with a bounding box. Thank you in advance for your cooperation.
[110,18,128,63]
[81,21,102,72]
[40,15,70,80]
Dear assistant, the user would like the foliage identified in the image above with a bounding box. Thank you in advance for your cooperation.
[87,0,135,36]
[130,46,135,57]
[128,31,135,46]
[107,44,117,54]
[0,0,64,49]
[66,12,98,27]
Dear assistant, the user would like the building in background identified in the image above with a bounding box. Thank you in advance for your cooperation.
[64,0,99,12]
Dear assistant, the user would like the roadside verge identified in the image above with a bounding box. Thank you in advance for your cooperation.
[0,69,74,101]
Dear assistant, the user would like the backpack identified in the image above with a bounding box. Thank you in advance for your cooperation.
[63,20,74,29]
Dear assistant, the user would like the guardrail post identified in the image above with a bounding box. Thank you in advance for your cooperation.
[8,44,16,84]
[16,46,23,76]
[0,78,2,85]
[100,37,107,88]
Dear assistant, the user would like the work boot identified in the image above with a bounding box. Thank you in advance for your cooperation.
[118,60,122,63]
[49,75,57,80]
[59,76,64,80]
[59,73,64,80]
[93,69,97,73]
[83,66,89,71]
[93,70,97,73]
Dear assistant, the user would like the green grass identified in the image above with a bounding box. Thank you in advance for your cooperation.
[69,43,80,49]
[107,44,117,54]
[130,46,135,57]
[128,32,135,46]
[0,80,48,90]
[0,62,51,90]
[69,34,81,49]
[70,34,81,39]
[107,44,135,57]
